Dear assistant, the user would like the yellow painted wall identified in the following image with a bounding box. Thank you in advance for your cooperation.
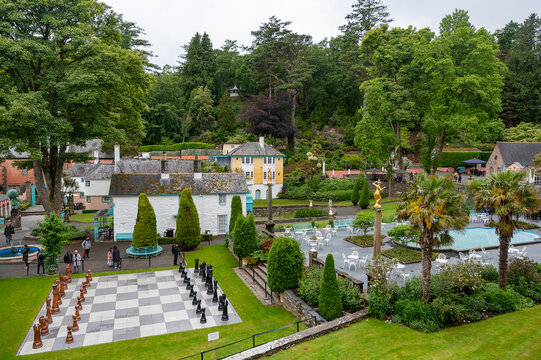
[253,157,263,184]
[275,157,283,184]
[231,157,242,173]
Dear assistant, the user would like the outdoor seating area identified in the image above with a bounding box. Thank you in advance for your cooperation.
[468,210,492,224]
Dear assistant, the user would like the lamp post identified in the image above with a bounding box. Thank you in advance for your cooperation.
[265,167,275,236]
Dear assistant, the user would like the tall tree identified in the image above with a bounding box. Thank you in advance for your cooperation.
[469,172,538,289]
[339,0,393,40]
[217,91,236,133]
[0,0,151,214]
[187,86,215,134]
[179,32,216,97]
[396,174,468,301]
[241,93,295,139]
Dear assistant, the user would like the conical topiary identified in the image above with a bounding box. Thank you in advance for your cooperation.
[132,193,157,247]
[318,254,343,321]
[229,195,242,234]
[233,213,258,266]
[351,177,361,206]
[176,188,201,250]
[359,177,370,209]
[267,237,304,294]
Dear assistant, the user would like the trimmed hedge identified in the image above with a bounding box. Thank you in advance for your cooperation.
[175,188,201,250]
[132,193,157,247]
[294,208,327,218]
[438,151,481,167]
[82,209,99,214]
[139,142,214,152]
[229,195,242,234]
[359,177,369,209]
[351,177,361,206]
[318,254,343,321]
[232,214,258,264]
[267,237,304,293]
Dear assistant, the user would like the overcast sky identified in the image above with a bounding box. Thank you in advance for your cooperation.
[102,0,540,68]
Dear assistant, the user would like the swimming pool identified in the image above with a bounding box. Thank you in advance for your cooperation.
[406,227,541,251]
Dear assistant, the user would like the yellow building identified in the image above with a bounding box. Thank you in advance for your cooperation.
[221,137,285,199]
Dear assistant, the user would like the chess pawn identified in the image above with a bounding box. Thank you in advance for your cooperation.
[196,300,202,314]
[51,293,60,314]
[75,299,82,311]
[85,274,91,287]
[72,316,79,332]
[32,324,43,349]
[79,289,85,302]
[183,275,189,284]
[218,297,224,311]
[178,263,184,273]
[194,258,199,273]
[221,300,229,321]
[81,284,87,294]
[181,269,187,279]
[74,310,81,321]
[189,288,196,298]
[191,294,198,306]
[39,316,49,336]
[207,280,214,295]
[200,308,207,324]
[46,305,53,324]
[87,269,92,281]
[200,266,206,281]
[185,279,191,290]
[212,288,218,303]
[66,268,72,283]
[65,326,74,344]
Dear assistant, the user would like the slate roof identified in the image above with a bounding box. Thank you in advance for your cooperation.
[228,142,285,157]
[67,163,101,178]
[114,159,193,174]
[109,173,247,196]
[0,194,8,202]
[67,163,114,180]
[496,142,541,167]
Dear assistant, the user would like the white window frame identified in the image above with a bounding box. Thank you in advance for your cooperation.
[85,180,90,187]
[217,214,228,233]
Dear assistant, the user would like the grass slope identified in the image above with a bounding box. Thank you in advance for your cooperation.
[270,305,541,359]
[0,246,297,360]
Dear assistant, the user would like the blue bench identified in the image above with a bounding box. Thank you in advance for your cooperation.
[126,244,163,258]
[116,232,133,241]
[293,223,314,232]
[334,219,353,228]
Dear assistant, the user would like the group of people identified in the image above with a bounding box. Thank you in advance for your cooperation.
[107,246,121,269]
[62,249,82,273]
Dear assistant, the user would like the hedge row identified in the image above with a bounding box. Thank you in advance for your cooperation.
[82,209,99,214]
[438,151,481,167]
[294,208,328,218]
[139,142,214,152]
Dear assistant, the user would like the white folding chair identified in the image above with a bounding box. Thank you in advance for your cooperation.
[341,253,350,269]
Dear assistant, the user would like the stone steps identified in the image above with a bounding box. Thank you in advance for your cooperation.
[242,263,279,303]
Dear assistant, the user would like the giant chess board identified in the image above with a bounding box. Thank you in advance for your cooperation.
[18,268,241,355]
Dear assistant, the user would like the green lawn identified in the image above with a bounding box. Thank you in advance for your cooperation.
[0,246,298,360]
[270,305,541,359]
[253,197,399,207]
[68,213,110,223]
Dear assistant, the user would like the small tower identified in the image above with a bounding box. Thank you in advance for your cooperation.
[228,85,240,97]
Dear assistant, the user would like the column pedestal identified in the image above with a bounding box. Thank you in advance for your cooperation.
[373,206,383,258]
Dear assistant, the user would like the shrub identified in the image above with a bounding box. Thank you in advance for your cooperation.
[338,278,364,312]
[409,319,440,333]
[158,237,176,244]
[36,213,71,274]
[484,283,518,313]
[431,260,486,297]
[387,224,419,250]
[365,255,397,293]
[457,294,486,321]
[352,212,374,235]
[507,257,539,285]
[82,209,99,214]
[233,214,258,265]
[175,188,201,250]
[294,208,327,218]
[481,265,499,283]
[250,250,269,262]
[260,238,274,253]
[132,193,158,247]
[267,237,304,293]
[430,297,467,325]
[351,177,361,206]
[229,195,242,234]
[508,278,541,303]
[298,267,323,307]
[318,254,343,321]
[139,142,214,152]
[359,177,370,209]
[399,276,424,301]
[367,288,392,319]
[394,299,436,328]
[340,154,363,169]
[438,151,481,167]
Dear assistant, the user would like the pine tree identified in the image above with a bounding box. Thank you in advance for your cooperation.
[351,177,361,205]
[232,213,258,266]
[217,91,236,133]
[229,195,242,234]
[267,237,304,293]
[175,188,201,250]
[132,193,158,247]
[318,254,343,321]
[339,0,393,39]
[359,177,370,209]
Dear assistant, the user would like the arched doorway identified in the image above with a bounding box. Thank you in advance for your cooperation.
[255,189,261,200]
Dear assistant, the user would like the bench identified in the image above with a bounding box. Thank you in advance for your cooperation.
[334,219,353,228]
[116,232,133,241]
[126,244,163,258]
[293,223,313,232]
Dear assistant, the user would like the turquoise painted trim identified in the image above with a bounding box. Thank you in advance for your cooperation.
[31,184,36,206]
[111,192,248,197]
[219,193,226,206]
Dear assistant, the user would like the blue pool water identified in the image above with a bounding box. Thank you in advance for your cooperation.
[0,246,40,258]
[407,227,541,251]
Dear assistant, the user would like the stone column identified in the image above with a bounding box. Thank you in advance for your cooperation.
[373,206,383,258]
[25,181,32,203]
[308,250,318,268]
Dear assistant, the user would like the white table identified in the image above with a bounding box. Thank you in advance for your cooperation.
[435,258,448,264]
[395,263,405,269]
[469,254,482,259]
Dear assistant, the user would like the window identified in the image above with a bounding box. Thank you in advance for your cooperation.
[246,172,250,179]
[251,171,253,178]
[535,174,541,185]
[241,157,245,164]
[86,196,91,203]
[79,192,84,198]
[272,157,275,164]
[273,171,275,180]
[218,215,228,234]
[85,180,90,187]
[219,194,226,206]
[102,196,111,203]
[263,171,267,180]
[263,157,266,164]
[81,178,84,183]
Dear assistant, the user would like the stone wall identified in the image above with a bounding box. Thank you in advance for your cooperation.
[281,290,325,327]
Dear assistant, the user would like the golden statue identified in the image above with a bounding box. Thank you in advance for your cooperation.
[373,179,385,208]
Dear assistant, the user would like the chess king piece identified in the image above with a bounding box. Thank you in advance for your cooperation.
[46,304,53,324]
[194,258,199,273]
[196,299,202,314]
[212,287,218,303]
[87,269,92,281]
[192,294,198,306]
[200,308,207,324]
[221,299,229,321]
[74,310,81,321]
[39,316,49,336]
[65,326,74,344]
[207,279,214,295]
[72,315,79,332]
[32,324,43,349]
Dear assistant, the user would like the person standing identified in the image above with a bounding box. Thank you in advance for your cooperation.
[22,244,29,270]
[107,248,113,267]
[171,243,179,266]
[63,250,73,271]
[36,249,45,275]
[4,222,14,244]
[73,250,81,274]
[112,246,121,269]
[82,235,91,259]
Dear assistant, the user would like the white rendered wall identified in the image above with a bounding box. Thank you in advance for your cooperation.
[84,179,111,196]
[249,184,282,199]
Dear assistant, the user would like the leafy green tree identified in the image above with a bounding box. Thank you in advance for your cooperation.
[132,193,157,247]
[0,0,151,214]
[469,171,538,289]
[505,122,541,142]
[179,32,216,97]
[387,224,419,253]
[35,213,71,274]
[267,237,304,294]
[217,91,236,133]
[229,195,243,234]
[232,214,258,267]
[359,177,370,209]
[351,178,361,206]
[318,254,343,321]
[176,188,201,250]
[352,212,374,235]
[339,0,393,39]
[187,86,215,133]
[396,174,468,301]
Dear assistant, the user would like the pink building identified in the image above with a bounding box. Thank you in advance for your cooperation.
[486,142,541,184]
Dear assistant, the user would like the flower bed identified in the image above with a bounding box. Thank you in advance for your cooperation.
[344,234,386,247]
[381,247,439,264]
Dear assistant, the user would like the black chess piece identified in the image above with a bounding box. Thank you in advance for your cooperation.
[213,278,217,289]
[194,258,199,273]
[189,288,196,298]
[221,300,229,321]
[192,294,198,305]
[218,294,226,311]
[200,308,207,324]
[200,266,206,280]
[205,270,212,288]
[185,279,191,290]
[196,299,202,314]
[183,275,189,283]
[207,279,214,295]
[178,263,184,273]
[212,287,218,303]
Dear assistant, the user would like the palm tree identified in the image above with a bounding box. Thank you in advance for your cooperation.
[396,174,468,301]
[469,171,538,289]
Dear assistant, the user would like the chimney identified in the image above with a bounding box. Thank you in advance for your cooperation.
[114,143,120,164]
[193,155,201,173]
[259,136,264,148]
[161,159,167,173]
[93,149,99,164]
